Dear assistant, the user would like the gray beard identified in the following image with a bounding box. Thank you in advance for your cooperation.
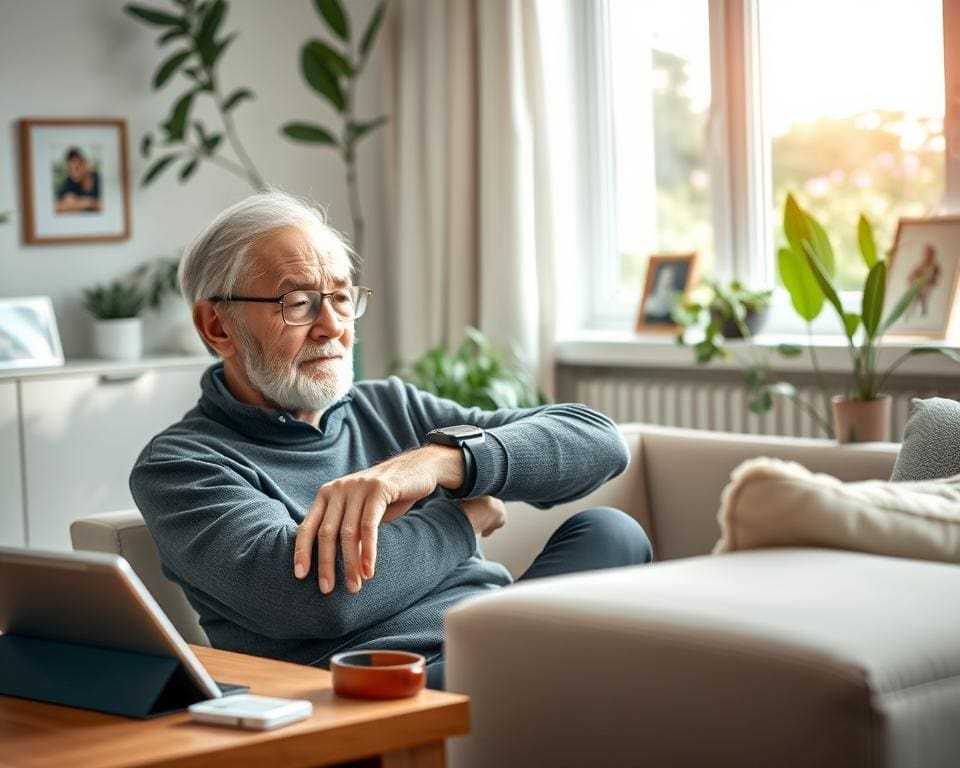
[234,323,354,414]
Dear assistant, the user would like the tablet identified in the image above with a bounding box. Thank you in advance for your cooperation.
[0,546,225,700]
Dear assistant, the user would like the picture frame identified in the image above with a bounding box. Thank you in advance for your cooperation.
[0,297,64,370]
[635,253,698,333]
[884,216,960,340]
[19,118,131,245]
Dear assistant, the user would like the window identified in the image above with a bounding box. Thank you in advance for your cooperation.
[577,0,958,330]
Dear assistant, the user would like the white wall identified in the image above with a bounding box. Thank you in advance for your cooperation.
[0,0,391,376]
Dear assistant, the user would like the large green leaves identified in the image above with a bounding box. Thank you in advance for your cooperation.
[282,122,339,145]
[153,49,191,88]
[360,1,386,60]
[860,260,886,339]
[778,246,824,321]
[801,241,858,339]
[314,0,349,40]
[858,214,878,268]
[301,41,346,112]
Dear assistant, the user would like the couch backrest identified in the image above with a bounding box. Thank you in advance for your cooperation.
[491,424,900,574]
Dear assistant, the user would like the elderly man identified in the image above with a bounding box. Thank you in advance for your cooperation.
[131,190,652,689]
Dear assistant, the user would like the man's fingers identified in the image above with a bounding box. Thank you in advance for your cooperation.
[317,496,344,594]
[360,498,387,580]
[340,493,365,593]
[294,498,325,578]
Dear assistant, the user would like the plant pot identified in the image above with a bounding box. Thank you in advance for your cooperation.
[93,318,142,361]
[712,308,769,339]
[831,394,892,443]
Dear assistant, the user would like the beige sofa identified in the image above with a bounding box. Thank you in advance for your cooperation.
[447,424,960,768]
[72,424,960,767]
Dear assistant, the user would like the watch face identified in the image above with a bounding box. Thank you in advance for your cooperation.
[439,425,484,440]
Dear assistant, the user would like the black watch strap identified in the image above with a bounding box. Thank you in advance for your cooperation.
[424,425,485,499]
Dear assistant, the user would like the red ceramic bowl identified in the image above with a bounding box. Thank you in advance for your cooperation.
[330,650,427,699]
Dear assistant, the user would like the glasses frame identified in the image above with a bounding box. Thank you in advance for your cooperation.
[208,286,372,326]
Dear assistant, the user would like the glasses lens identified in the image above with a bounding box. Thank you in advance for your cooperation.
[280,288,370,325]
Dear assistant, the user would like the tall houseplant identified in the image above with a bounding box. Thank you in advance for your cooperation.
[281,0,388,267]
[777,193,960,441]
[125,0,265,189]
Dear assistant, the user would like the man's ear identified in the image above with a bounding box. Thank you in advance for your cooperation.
[193,301,237,359]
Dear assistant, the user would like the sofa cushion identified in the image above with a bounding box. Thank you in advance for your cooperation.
[714,457,960,563]
[890,397,960,481]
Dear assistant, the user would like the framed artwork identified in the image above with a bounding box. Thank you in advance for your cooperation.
[636,253,698,333]
[884,216,960,339]
[19,118,130,244]
[0,297,64,370]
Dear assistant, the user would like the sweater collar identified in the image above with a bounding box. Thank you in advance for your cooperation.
[198,363,354,444]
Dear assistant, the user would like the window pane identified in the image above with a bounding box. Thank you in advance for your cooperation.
[759,0,945,290]
[608,0,713,297]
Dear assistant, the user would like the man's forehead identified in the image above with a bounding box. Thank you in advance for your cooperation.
[251,224,353,287]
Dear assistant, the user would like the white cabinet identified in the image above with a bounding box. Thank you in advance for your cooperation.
[0,381,25,546]
[1,358,209,550]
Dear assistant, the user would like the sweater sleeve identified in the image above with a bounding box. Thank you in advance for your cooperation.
[395,379,630,509]
[130,445,477,641]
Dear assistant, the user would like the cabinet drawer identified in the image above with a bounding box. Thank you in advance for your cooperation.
[20,367,203,549]
[0,381,24,546]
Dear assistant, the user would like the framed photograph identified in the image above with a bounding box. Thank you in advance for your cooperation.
[19,118,130,245]
[0,297,64,370]
[636,253,698,333]
[884,216,960,339]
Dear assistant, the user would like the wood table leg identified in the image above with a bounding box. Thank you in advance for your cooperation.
[380,740,446,768]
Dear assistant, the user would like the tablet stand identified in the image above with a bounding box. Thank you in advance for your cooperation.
[0,633,234,718]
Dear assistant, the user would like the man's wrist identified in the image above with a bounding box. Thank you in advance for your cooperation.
[422,443,465,491]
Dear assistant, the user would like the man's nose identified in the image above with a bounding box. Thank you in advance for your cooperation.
[307,297,345,340]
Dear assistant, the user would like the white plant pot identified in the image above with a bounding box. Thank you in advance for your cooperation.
[93,318,143,361]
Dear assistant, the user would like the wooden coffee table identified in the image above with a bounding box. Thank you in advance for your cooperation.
[0,645,469,768]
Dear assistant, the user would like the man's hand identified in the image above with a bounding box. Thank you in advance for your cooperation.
[294,444,465,594]
[459,495,507,537]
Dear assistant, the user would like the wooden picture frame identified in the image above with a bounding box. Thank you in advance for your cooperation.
[635,253,698,333]
[0,296,64,370]
[19,118,131,245]
[884,216,960,340]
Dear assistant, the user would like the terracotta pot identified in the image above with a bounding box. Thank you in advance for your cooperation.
[831,394,892,443]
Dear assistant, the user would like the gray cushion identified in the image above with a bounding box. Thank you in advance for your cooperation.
[890,397,960,481]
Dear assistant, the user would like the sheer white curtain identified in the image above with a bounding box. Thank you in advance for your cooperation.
[387,0,572,395]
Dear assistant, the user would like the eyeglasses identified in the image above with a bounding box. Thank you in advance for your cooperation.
[208,286,372,326]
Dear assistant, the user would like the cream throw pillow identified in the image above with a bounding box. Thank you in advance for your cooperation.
[714,457,960,563]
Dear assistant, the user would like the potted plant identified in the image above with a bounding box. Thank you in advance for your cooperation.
[83,280,147,361]
[673,279,773,357]
[393,327,548,410]
[777,193,960,442]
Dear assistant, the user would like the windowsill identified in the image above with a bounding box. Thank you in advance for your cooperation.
[556,330,960,377]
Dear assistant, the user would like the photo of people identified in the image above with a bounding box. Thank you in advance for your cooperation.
[885,217,960,339]
[20,119,129,244]
[0,297,64,370]
[54,146,102,214]
[636,253,697,331]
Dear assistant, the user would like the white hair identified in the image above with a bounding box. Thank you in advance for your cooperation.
[178,189,354,306]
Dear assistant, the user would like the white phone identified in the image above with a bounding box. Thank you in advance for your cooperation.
[188,694,313,730]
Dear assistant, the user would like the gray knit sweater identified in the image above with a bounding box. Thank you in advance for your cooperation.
[130,364,629,667]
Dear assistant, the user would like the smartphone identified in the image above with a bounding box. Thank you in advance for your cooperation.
[188,694,313,730]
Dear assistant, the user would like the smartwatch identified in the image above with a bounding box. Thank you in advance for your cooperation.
[424,425,486,498]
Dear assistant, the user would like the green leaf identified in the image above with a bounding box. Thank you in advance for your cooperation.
[778,246,824,321]
[142,154,178,186]
[281,122,339,144]
[858,214,878,268]
[166,89,196,141]
[842,311,860,338]
[305,39,352,77]
[179,158,199,181]
[210,32,238,65]
[197,0,226,47]
[125,4,184,27]
[803,211,836,277]
[314,0,349,40]
[301,44,346,111]
[158,28,186,44]
[222,87,254,111]
[861,260,886,338]
[360,1,386,60]
[783,193,806,257]
[801,241,849,338]
[748,390,774,414]
[140,133,153,159]
[777,343,803,357]
[348,116,388,142]
[153,49,191,89]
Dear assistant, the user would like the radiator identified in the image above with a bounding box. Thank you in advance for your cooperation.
[571,375,958,440]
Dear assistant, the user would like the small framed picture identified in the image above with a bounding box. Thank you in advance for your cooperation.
[636,253,698,333]
[0,297,64,370]
[19,118,131,245]
[884,216,960,339]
